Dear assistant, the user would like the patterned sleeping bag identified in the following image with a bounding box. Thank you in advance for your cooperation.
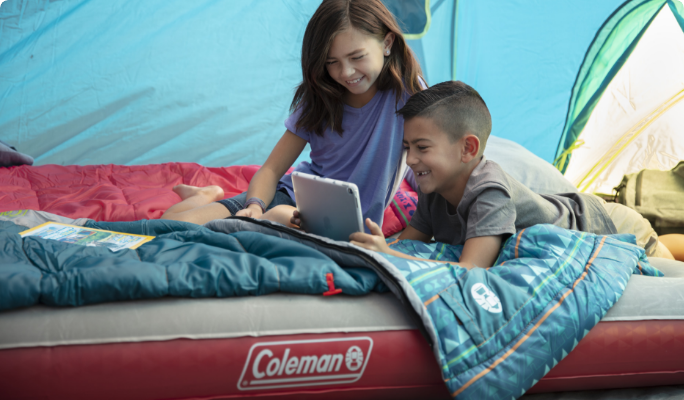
[385,225,662,398]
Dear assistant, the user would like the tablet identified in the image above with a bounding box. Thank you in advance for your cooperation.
[291,172,364,241]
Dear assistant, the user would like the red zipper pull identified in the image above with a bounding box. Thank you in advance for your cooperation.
[323,272,342,296]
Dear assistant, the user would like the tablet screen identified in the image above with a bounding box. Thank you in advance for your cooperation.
[291,172,364,241]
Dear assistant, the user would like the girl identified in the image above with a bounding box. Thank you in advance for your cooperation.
[161,0,425,229]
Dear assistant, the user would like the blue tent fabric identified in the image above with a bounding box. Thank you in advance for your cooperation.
[453,0,624,163]
[0,0,636,166]
[0,0,321,167]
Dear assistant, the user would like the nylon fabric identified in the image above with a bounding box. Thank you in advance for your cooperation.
[0,162,411,237]
[0,214,666,399]
[385,224,661,399]
[1,0,629,165]
[0,219,384,310]
[562,5,684,193]
[555,0,667,172]
[670,0,684,30]
[0,0,321,167]
[454,0,623,162]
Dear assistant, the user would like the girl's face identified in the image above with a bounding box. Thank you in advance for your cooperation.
[325,27,394,108]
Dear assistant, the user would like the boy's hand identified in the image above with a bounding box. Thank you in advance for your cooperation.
[290,209,302,228]
[350,218,391,254]
[236,204,263,219]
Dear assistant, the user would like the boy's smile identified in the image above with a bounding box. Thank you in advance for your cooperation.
[403,116,481,207]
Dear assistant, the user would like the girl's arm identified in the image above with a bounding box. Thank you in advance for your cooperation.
[239,130,307,218]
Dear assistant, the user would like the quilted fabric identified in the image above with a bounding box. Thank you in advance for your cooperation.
[0,219,384,311]
[385,225,663,399]
[0,163,415,237]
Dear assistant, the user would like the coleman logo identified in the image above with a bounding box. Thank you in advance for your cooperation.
[471,282,502,313]
[238,337,373,390]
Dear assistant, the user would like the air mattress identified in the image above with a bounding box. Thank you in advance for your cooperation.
[0,259,682,399]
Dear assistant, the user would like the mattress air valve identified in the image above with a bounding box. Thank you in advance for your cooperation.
[323,273,342,296]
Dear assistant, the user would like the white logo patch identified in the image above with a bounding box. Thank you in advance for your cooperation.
[471,283,502,313]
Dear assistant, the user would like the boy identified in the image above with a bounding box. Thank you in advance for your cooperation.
[350,81,675,268]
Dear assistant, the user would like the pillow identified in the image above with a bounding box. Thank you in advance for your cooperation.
[484,136,577,194]
[0,140,34,167]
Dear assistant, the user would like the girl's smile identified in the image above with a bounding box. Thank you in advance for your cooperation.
[345,76,364,85]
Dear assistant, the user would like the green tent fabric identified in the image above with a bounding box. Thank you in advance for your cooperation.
[555,0,668,173]
[555,0,684,195]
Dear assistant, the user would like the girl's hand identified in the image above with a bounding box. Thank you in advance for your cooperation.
[236,204,263,219]
[350,218,391,254]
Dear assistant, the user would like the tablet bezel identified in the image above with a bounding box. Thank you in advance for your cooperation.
[291,172,364,241]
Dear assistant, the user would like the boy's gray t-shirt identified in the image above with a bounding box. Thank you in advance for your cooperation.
[409,156,617,245]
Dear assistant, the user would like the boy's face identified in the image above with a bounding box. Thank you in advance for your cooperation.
[403,116,470,195]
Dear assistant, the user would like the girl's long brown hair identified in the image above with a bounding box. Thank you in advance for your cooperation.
[291,0,425,137]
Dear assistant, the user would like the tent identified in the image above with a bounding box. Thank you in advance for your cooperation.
[2,2,684,399]
[2,0,681,191]
[555,0,684,195]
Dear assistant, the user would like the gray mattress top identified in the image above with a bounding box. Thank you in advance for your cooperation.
[0,257,682,350]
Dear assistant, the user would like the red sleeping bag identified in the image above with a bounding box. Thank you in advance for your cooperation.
[0,163,417,237]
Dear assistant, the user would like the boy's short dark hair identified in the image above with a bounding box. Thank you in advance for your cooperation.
[397,81,492,148]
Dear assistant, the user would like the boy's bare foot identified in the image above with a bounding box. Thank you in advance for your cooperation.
[172,184,224,201]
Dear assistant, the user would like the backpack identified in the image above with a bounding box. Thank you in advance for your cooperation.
[614,161,684,235]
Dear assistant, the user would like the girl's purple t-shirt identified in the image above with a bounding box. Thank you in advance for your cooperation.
[278,88,412,229]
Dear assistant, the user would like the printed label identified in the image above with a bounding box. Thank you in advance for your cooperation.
[471,282,503,313]
[238,337,373,391]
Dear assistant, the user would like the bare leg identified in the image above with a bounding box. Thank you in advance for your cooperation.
[260,205,299,228]
[161,185,229,224]
[659,234,684,262]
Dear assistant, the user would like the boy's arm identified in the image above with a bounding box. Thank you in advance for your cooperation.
[458,235,503,270]
[350,219,502,269]
[350,219,433,260]
[397,225,432,242]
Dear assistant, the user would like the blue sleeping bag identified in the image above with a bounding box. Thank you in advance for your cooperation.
[0,219,383,310]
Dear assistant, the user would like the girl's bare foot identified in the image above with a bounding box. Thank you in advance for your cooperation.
[172,184,224,201]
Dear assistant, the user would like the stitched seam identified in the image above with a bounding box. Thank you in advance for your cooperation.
[471,235,586,347]
[234,238,247,253]
[448,236,607,394]
[445,289,485,342]
[444,232,589,364]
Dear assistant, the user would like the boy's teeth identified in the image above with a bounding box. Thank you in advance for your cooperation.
[417,170,431,176]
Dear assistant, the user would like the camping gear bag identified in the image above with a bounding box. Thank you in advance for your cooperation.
[614,161,684,235]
